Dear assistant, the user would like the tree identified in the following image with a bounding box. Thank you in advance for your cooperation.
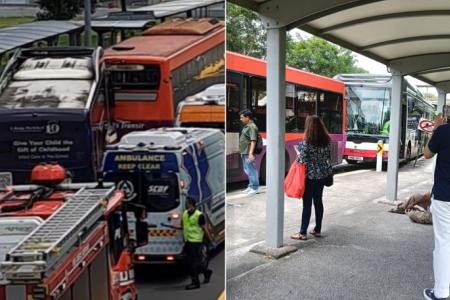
[287,36,367,77]
[227,3,368,76]
[37,0,95,20]
[226,2,266,58]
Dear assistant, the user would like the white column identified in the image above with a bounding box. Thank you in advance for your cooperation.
[265,26,286,248]
[437,88,446,114]
[386,69,403,201]
[433,89,447,179]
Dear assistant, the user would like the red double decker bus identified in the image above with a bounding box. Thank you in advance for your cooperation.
[226,51,346,183]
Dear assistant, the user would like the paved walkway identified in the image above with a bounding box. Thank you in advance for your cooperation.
[226,158,435,300]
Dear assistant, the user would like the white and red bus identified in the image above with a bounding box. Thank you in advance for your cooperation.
[335,74,435,164]
[226,51,346,183]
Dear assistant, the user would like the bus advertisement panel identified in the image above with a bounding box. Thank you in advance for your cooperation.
[0,48,106,184]
[226,51,346,183]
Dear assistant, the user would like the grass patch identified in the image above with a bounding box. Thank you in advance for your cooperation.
[0,17,35,28]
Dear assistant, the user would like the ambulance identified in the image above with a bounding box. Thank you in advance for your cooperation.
[101,127,225,263]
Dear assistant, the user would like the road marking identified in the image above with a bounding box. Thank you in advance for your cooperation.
[335,169,372,177]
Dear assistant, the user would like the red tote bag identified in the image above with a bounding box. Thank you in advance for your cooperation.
[284,162,306,199]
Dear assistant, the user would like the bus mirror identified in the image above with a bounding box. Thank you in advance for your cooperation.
[105,124,118,144]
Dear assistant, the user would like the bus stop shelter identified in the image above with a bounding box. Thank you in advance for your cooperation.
[230,0,450,252]
[78,0,224,46]
[0,21,83,60]
[133,0,224,20]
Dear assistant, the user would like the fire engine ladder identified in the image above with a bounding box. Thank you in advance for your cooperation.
[0,187,115,282]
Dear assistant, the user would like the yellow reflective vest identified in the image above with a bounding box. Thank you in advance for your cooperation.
[182,209,204,243]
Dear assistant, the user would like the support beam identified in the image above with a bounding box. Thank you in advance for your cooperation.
[386,69,402,202]
[389,53,450,75]
[265,26,286,248]
[232,0,383,30]
[321,11,450,35]
[84,0,92,46]
[363,35,450,51]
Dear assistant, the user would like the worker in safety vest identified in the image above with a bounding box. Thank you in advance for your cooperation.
[182,196,213,290]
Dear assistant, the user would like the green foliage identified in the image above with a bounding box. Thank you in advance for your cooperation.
[287,36,368,77]
[0,17,35,29]
[36,0,95,20]
[226,2,266,58]
[226,3,368,77]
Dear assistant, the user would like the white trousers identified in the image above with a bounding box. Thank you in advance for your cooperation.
[431,198,450,298]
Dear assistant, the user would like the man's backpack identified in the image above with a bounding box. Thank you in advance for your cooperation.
[254,133,263,154]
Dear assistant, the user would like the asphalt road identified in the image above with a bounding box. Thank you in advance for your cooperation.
[135,245,224,300]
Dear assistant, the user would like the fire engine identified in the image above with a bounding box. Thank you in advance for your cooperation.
[0,163,148,300]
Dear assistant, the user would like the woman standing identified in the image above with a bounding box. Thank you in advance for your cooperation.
[291,115,333,241]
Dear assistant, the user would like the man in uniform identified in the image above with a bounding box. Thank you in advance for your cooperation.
[239,109,259,195]
[182,197,213,290]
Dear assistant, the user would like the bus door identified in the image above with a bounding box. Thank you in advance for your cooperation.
[400,103,407,158]
[226,71,245,179]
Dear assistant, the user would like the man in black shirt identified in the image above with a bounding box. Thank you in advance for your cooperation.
[423,114,450,300]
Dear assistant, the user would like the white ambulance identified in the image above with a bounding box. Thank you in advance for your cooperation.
[102,127,225,263]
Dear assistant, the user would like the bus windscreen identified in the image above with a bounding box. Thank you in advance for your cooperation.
[346,86,391,136]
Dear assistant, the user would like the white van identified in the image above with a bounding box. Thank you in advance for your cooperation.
[102,127,225,263]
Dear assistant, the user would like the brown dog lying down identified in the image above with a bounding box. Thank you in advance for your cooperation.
[389,192,432,225]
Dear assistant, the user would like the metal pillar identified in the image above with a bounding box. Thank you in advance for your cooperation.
[265,26,286,248]
[437,89,446,114]
[386,69,403,201]
[84,0,92,46]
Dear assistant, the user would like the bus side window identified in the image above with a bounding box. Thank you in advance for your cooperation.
[296,86,317,132]
[250,76,267,132]
[285,83,297,132]
[227,82,241,132]
[318,91,343,134]
[172,44,224,115]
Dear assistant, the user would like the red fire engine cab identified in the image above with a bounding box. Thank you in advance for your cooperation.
[0,163,148,300]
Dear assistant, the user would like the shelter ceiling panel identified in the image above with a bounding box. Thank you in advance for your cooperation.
[321,16,450,48]
[308,0,450,29]
[420,70,450,83]
[369,39,450,60]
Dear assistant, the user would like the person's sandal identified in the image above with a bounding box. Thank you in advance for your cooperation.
[291,232,307,240]
[309,230,321,238]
